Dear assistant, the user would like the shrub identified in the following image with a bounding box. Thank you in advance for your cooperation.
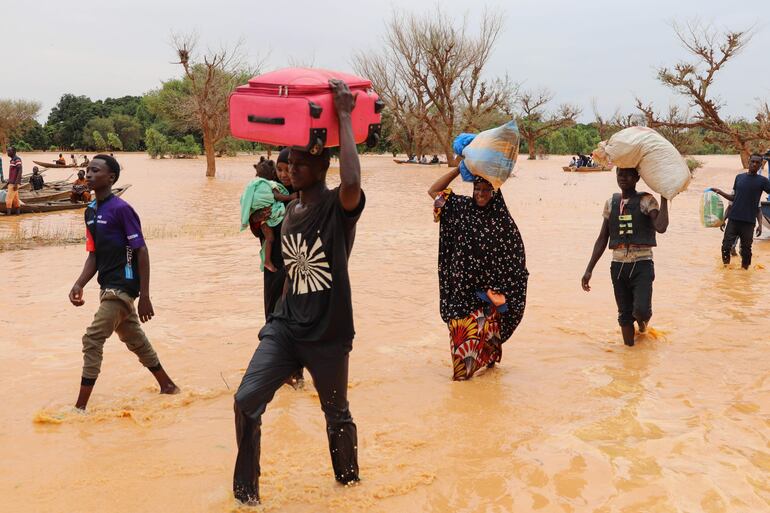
[686,157,704,172]
[169,135,200,158]
[13,140,33,152]
[144,128,169,159]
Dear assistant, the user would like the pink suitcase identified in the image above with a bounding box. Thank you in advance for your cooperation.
[229,68,383,154]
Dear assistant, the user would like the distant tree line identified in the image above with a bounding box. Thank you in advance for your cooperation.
[2,14,769,176]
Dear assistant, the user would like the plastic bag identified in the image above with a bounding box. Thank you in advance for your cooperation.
[592,126,691,200]
[700,189,724,228]
[459,120,520,189]
[452,133,477,182]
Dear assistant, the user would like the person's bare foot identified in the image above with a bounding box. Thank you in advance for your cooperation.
[150,366,179,394]
[160,384,181,395]
[637,320,647,333]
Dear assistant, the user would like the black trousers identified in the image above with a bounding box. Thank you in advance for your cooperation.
[233,321,358,500]
[610,260,654,327]
[721,220,754,268]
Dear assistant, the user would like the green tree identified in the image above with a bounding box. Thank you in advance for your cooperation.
[0,99,41,148]
[11,119,49,149]
[101,96,143,117]
[107,132,123,151]
[545,131,568,155]
[110,114,143,151]
[47,94,103,148]
[92,131,107,150]
[82,117,115,149]
[145,127,169,158]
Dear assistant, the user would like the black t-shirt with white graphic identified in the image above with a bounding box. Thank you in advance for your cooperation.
[269,187,365,343]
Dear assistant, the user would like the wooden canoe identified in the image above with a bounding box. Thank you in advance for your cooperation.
[393,159,447,166]
[19,188,72,203]
[32,160,82,169]
[562,165,613,173]
[1,185,130,214]
[1,170,48,190]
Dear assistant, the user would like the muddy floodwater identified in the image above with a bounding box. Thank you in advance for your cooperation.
[1,153,769,512]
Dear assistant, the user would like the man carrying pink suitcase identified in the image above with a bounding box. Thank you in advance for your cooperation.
[232,80,365,505]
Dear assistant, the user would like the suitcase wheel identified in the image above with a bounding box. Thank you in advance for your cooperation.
[366,123,382,148]
[366,132,380,148]
[310,137,325,155]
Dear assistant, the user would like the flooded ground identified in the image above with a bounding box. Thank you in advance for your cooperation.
[1,153,769,512]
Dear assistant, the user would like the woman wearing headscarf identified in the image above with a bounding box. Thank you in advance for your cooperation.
[428,167,528,380]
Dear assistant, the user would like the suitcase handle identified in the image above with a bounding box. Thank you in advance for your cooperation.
[247,115,285,125]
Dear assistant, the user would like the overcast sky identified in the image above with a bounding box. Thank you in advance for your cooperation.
[5,0,769,123]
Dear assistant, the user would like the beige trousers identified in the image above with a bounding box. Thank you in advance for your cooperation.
[81,289,160,380]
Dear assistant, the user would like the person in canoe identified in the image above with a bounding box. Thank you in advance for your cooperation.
[30,166,45,191]
[70,154,78,166]
[71,169,91,203]
[55,153,66,166]
[81,155,90,167]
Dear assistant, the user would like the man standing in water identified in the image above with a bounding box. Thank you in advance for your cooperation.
[68,154,178,410]
[5,147,23,215]
[232,80,364,505]
[712,154,770,269]
[582,167,669,347]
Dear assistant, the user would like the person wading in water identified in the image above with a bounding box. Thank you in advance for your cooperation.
[232,80,365,505]
[582,167,669,346]
[428,168,529,380]
[69,155,179,409]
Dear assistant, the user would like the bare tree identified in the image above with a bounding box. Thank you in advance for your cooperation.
[172,34,259,177]
[592,99,621,141]
[515,88,579,160]
[611,112,644,130]
[639,104,699,154]
[758,102,770,145]
[0,99,41,149]
[591,100,642,140]
[636,21,768,168]
[353,8,515,165]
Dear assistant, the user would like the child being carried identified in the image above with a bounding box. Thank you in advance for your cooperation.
[240,160,294,272]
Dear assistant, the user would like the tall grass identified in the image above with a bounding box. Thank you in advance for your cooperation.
[0,223,240,252]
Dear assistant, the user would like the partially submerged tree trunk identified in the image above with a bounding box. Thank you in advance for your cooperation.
[203,127,216,177]
[526,135,537,160]
[172,34,258,178]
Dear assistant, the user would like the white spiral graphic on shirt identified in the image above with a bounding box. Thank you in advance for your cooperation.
[282,232,332,295]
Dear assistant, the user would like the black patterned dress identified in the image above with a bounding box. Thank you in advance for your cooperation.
[434,186,528,380]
